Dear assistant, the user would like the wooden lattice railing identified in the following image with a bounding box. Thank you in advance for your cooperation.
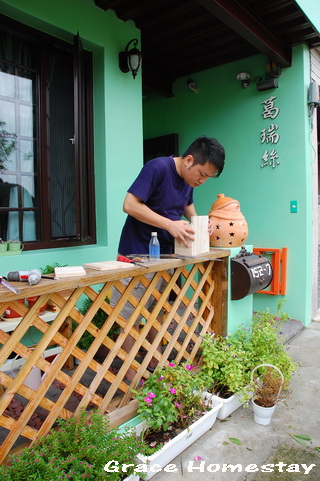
[0,250,228,462]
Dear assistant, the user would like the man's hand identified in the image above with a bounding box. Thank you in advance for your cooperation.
[167,220,195,248]
[123,193,196,247]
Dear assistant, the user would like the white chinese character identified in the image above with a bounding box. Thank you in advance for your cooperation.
[269,149,280,168]
[261,149,280,168]
[261,96,279,119]
[261,150,269,168]
[260,124,280,144]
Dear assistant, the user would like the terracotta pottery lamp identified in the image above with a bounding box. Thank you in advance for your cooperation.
[209,193,248,247]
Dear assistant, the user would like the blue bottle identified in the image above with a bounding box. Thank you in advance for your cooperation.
[149,232,160,260]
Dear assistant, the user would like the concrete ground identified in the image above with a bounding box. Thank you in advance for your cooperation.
[150,321,320,481]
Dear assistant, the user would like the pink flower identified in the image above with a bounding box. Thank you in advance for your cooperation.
[147,392,156,398]
[141,379,145,385]
[168,362,175,367]
[144,396,153,404]
[185,364,194,371]
[174,402,181,408]
[169,388,176,394]
[194,456,202,461]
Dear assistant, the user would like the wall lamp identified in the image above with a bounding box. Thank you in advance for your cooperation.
[119,39,142,79]
[236,72,251,89]
[187,78,199,93]
[256,78,278,92]
[256,61,281,91]
[307,81,320,117]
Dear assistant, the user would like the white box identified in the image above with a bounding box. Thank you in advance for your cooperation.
[174,215,209,256]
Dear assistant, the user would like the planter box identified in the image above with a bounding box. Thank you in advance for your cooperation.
[216,392,244,420]
[136,393,222,480]
[203,387,252,420]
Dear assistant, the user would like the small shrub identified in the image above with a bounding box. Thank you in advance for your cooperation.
[253,367,285,408]
[0,409,147,481]
[132,361,207,433]
[200,302,299,398]
[75,295,118,351]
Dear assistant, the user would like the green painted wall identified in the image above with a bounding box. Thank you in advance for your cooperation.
[0,0,143,272]
[296,0,320,31]
[143,45,312,325]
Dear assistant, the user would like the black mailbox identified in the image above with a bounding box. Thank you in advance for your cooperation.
[231,247,273,300]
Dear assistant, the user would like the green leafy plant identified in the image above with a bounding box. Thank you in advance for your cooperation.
[200,331,252,400]
[200,302,298,399]
[40,262,67,275]
[132,361,208,434]
[75,294,117,351]
[0,409,148,481]
[245,303,299,387]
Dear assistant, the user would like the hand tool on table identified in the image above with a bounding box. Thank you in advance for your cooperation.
[6,269,55,285]
[7,269,42,285]
[0,276,21,295]
[116,255,146,266]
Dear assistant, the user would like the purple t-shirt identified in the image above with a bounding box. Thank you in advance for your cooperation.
[118,155,193,255]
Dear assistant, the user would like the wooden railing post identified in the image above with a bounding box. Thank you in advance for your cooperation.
[209,257,228,336]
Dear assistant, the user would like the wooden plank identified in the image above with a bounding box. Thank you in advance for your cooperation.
[174,215,209,256]
[108,400,139,429]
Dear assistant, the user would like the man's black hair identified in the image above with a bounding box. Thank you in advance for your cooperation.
[182,136,225,177]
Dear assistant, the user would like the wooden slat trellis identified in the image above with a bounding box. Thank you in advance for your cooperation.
[0,250,229,462]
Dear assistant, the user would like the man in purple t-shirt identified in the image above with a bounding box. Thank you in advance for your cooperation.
[119,136,225,255]
[113,136,225,380]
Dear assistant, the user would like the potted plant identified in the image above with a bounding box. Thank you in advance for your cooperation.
[244,303,299,388]
[7,239,23,252]
[200,330,253,419]
[0,238,8,254]
[200,302,298,420]
[251,364,285,425]
[0,409,148,481]
[132,361,222,479]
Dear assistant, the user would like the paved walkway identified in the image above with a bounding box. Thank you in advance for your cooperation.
[151,322,320,481]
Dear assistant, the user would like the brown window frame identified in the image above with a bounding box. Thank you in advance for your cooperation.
[0,15,96,250]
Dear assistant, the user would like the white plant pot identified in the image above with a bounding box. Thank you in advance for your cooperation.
[216,392,243,420]
[124,476,140,481]
[136,393,222,480]
[203,387,251,420]
[252,400,276,425]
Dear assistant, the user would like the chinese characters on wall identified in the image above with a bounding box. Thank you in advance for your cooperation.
[260,96,280,168]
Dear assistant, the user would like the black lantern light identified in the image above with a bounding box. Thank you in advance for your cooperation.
[119,39,142,79]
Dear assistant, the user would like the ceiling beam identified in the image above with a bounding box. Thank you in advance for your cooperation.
[197,0,292,67]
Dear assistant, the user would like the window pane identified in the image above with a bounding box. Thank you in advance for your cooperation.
[20,139,34,172]
[0,98,16,132]
[0,69,15,98]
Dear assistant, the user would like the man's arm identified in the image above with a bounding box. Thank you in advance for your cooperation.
[123,193,195,247]
[183,203,197,221]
